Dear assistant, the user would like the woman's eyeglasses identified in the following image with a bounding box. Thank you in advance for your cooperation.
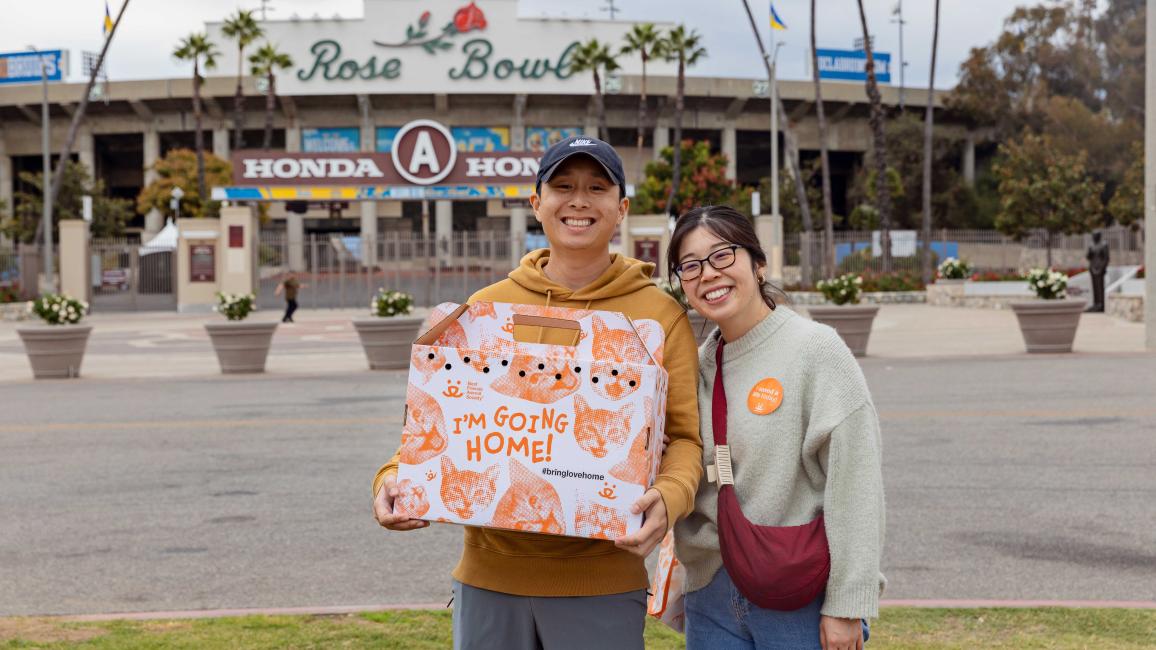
[673,245,741,281]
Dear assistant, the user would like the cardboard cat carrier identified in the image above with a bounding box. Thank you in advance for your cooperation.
[393,301,669,540]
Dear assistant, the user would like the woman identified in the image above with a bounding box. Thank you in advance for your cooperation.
[669,206,885,650]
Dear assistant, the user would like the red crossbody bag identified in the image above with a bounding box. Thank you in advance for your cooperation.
[711,341,831,611]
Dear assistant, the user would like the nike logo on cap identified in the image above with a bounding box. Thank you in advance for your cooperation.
[569,139,596,147]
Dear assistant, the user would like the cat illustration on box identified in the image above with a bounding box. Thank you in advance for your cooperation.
[440,456,500,520]
[573,395,634,459]
[395,479,431,518]
[399,385,447,464]
[609,398,654,487]
[574,499,627,540]
[491,356,581,404]
[490,458,565,534]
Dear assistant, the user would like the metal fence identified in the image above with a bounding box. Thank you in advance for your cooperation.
[90,236,177,312]
[788,227,1145,283]
[257,231,515,310]
[0,242,41,300]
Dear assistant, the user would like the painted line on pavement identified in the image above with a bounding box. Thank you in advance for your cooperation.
[43,599,1156,621]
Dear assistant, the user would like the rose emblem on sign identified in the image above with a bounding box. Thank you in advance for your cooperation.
[374,2,488,54]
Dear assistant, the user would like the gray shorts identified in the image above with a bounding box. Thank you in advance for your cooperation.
[451,580,647,650]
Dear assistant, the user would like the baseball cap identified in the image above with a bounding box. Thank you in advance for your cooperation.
[536,136,626,194]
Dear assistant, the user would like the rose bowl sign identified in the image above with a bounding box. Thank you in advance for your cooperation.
[230,119,539,196]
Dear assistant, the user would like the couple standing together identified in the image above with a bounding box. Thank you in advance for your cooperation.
[373,136,885,650]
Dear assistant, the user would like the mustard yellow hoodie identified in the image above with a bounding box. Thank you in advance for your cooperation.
[373,249,703,596]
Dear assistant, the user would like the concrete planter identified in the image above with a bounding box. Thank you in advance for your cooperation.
[686,310,713,346]
[16,324,93,379]
[805,304,880,357]
[352,316,426,370]
[1010,299,1086,353]
[204,321,279,373]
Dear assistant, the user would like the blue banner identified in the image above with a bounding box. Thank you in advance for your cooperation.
[0,50,66,85]
[525,127,584,152]
[302,127,361,152]
[815,49,891,83]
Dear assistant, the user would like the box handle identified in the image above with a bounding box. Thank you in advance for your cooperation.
[511,314,581,331]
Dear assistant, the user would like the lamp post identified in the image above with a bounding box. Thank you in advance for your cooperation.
[28,46,54,292]
[170,185,185,222]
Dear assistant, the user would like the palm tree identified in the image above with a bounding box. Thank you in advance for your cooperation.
[662,25,707,217]
[569,39,620,141]
[620,23,663,183]
[810,0,836,278]
[222,10,264,151]
[921,0,941,285]
[173,32,220,205]
[855,0,893,271]
[249,43,294,150]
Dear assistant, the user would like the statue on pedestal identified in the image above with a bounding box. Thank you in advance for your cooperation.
[1086,230,1110,312]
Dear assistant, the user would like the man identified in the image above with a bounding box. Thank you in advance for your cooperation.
[274,271,304,323]
[372,136,703,650]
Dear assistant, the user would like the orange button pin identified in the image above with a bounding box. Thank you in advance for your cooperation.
[747,378,783,415]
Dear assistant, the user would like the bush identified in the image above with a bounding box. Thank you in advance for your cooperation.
[837,248,937,275]
[1025,268,1068,300]
[970,271,1025,282]
[27,293,88,325]
[0,284,19,303]
[816,273,863,305]
[215,292,257,321]
[372,289,414,317]
[861,271,924,292]
[936,257,971,280]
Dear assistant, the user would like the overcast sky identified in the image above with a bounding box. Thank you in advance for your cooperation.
[0,0,1043,91]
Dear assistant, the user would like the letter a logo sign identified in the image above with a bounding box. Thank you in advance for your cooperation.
[392,119,457,185]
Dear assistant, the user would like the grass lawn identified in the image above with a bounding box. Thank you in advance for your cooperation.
[1,607,1154,649]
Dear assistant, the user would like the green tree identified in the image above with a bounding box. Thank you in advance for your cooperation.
[760,159,827,234]
[1107,142,1143,230]
[137,149,232,220]
[249,43,294,150]
[1096,0,1145,123]
[222,10,264,150]
[173,32,220,202]
[634,140,751,217]
[569,39,620,141]
[2,161,131,243]
[993,132,1103,267]
[660,26,707,217]
[620,23,664,182]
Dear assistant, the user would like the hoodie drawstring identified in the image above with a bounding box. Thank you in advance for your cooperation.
[535,291,591,347]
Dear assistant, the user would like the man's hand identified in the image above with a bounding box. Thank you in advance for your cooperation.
[373,475,430,531]
[613,488,667,557]
[819,615,863,650]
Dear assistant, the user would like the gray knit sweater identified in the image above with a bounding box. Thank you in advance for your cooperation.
[673,306,887,619]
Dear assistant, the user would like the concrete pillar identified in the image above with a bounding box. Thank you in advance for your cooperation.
[722,124,737,181]
[143,128,162,235]
[0,133,12,225]
[285,126,302,153]
[213,127,230,160]
[360,201,378,267]
[175,217,222,313]
[509,207,528,268]
[511,94,527,151]
[58,220,90,302]
[1145,0,1155,349]
[219,206,257,297]
[962,132,976,187]
[358,95,377,267]
[755,215,784,284]
[435,200,453,267]
[653,121,670,158]
[77,129,95,177]
[287,212,305,272]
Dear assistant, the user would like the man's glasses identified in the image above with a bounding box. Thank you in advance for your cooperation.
[673,245,741,281]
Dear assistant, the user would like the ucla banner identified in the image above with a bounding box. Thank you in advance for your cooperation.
[0,50,66,85]
[815,48,891,83]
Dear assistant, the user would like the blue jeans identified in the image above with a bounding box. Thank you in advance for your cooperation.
[685,569,869,650]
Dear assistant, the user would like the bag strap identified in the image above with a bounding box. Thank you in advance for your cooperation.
[712,342,734,486]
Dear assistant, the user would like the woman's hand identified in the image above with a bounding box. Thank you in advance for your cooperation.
[613,488,667,556]
[819,615,863,650]
[373,475,430,531]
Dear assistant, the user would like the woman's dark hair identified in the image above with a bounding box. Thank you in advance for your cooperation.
[667,205,788,310]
